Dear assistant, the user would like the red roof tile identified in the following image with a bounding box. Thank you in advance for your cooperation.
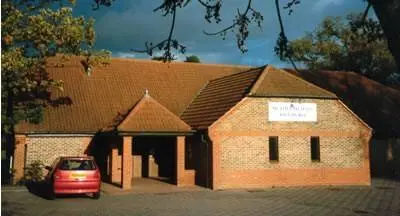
[250,66,337,98]
[181,67,265,129]
[15,57,341,134]
[103,93,192,133]
[15,57,250,133]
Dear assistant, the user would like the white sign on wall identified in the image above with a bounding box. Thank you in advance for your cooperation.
[268,102,317,122]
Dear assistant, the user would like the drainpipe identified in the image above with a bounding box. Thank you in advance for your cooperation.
[200,131,211,188]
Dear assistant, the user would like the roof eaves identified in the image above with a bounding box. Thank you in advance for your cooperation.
[247,94,337,99]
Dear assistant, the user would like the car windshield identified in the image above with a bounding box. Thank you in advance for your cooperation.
[59,159,96,171]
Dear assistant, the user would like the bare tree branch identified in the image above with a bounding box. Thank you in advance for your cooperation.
[274,0,298,70]
[130,1,187,61]
[362,2,372,23]
[202,0,263,53]
[203,0,252,36]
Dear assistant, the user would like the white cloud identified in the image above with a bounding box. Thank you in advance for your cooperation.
[313,0,345,12]
[114,52,136,58]
[197,52,224,64]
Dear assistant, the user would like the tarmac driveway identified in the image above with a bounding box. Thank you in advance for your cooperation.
[2,178,399,216]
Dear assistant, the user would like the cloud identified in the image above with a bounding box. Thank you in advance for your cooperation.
[313,0,345,12]
[73,0,367,68]
[114,52,136,58]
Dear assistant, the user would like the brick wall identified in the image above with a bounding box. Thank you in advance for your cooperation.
[220,136,363,169]
[209,97,371,189]
[12,135,92,183]
[26,136,92,166]
[213,98,366,132]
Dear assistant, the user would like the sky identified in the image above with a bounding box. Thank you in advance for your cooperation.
[72,0,370,68]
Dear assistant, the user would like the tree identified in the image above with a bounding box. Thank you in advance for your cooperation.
[286,14,397,84]
[184,55,201,63]
[1,0,109,182]
[369,0,400,75]
[95,0,399,72]
[151,56,176,61]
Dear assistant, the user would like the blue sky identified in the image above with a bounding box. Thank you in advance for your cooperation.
[73,0,370,67]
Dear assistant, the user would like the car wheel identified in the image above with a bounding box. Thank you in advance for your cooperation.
[47,190,56,200]
[92,192,101,200]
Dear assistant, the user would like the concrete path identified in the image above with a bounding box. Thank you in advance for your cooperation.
[101,178,207,195]
[2,178,400,216]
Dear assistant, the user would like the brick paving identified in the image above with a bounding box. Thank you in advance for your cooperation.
[2,178,399,216]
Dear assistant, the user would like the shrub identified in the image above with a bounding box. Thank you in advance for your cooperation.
[24,160,45,182]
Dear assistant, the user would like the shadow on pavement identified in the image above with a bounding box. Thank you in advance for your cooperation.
[25,181,95,200]
[25,180,53,200]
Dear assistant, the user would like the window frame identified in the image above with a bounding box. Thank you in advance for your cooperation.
[310,136,320,162]
[269,136,279,162]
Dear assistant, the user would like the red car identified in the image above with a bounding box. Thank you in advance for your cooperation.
[46,156,101,199]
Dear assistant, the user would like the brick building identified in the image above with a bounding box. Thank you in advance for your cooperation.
[13,57,372,189]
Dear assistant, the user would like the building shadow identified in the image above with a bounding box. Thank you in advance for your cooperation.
[25,180,52,200]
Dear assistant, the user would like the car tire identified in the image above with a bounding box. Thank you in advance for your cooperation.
[92,192,101,200]
[47,190,56,200]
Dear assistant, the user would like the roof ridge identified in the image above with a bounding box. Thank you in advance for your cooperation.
[279,68,337,98]
[179,81,210,117]
[207,65,266,83]
[111,57,253,69]
[116,94,148,130]
[249,65,270,94]
[117,94,191,131]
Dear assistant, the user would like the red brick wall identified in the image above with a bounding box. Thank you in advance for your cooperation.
[176,136,196,186]
[209,97,372,190]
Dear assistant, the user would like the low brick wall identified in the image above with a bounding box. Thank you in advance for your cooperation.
[26,136,92,166]
[13,135,92,183]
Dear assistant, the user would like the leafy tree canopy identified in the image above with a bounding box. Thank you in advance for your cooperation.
[151,56,176,61]
[184,55,201,63]
[286,14,398,84]
[1,1,109,133]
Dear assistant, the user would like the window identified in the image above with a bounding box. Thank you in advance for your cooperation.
[311,136,320,162]
[269,136,279,162]
[59,159,96,170]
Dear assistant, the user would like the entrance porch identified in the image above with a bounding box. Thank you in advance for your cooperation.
[108,135,195,190]
[98,92,195,190]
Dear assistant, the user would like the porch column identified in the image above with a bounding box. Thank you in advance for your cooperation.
[110,143,120,184]
[121,136,132,190]
[176,136,185,186]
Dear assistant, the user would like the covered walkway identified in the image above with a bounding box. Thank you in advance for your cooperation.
[100,92,195,190]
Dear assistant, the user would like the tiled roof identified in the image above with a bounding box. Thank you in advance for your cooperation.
[287,69,400,138]
[15,57,250,133]
[15,56,341,134]
[103,93,192,133]
[181,67,265,129]
[249,66,337,98]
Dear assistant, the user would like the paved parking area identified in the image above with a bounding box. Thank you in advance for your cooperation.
[2,178,399,216]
